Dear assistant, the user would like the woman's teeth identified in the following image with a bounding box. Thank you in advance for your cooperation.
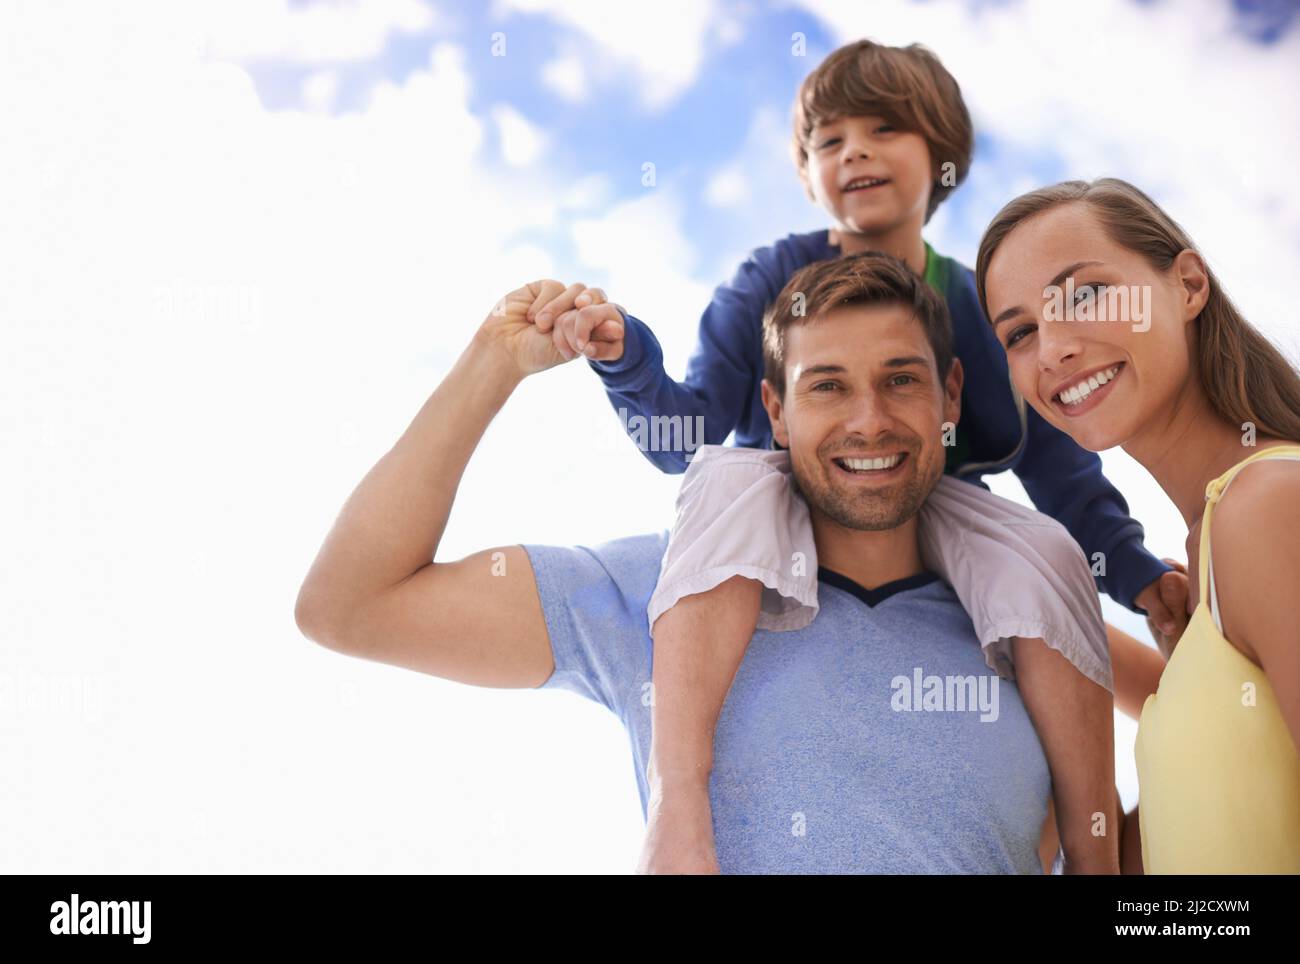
[837,453,904,472]
[1055,364,1123,407]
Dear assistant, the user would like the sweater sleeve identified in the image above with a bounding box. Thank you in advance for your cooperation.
[587,246,783,474]
[1012,403,1173,613]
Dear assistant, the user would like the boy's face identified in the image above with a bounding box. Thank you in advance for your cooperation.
[801,114,934,238]
[760,303,962,532]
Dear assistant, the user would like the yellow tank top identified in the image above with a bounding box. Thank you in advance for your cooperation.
[1134,443,1300,873]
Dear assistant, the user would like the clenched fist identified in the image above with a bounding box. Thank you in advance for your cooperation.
[476,280,626,378]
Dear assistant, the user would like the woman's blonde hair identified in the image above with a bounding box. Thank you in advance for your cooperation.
[975,178,1300,443]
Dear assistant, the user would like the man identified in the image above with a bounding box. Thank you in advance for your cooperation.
[295,254,1088,873]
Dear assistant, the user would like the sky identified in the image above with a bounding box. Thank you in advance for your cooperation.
[3,0,1298,873]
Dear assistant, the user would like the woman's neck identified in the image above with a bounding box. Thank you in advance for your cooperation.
[1122,378,1263,529]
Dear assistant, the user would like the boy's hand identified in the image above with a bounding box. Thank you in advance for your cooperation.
[528,283,625,362]
[1135,559,1189,660]
[476,280,624,378]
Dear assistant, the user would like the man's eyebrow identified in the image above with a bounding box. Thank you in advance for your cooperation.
[795,364,847,382]
[990,260,1105,329]
[794,357,928,381]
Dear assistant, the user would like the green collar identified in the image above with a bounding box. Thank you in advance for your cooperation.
[921,240,949,295]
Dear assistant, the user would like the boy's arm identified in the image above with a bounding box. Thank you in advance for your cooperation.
[294,283,618,687]
[587,256,781,474]
[1011,405,1173,613]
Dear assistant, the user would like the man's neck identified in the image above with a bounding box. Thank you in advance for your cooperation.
[829,222,928,276]
[810,510,927,590]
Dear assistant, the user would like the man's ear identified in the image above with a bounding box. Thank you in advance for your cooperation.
[943,357,963,429]
[760,378,790,448]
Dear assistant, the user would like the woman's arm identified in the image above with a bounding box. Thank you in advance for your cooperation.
[1107,623,1166,719]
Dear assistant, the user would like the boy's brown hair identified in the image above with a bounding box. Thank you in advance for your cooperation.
[790,39,974,223]
[762,251,955,399]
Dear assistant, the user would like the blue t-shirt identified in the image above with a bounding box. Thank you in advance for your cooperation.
[523,532,1052,874]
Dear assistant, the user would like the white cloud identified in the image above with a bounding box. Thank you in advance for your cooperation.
[201,0,435,64]
[490,102,546,166]
[540,53,587,102]
[500,0,730,110]
[704,166,751,207]
[301,68,341,113]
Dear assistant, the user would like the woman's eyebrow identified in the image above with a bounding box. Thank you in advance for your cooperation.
[990,260,1107,328]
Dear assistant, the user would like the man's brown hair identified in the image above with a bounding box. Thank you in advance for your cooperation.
[762,251,954,399]
[791,39,973,223]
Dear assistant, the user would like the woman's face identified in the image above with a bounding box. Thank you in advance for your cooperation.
[983,202,1207,452]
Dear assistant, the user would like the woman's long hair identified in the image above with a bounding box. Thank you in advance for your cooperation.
[975,178,1300,443]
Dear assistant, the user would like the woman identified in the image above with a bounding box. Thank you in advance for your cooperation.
[975,177,1300,873]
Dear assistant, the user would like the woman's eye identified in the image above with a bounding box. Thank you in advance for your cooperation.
[1072,283,1109,304]
[1006,325,1034,347]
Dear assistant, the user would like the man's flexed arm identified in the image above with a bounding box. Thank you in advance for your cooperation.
[294,281,623,687]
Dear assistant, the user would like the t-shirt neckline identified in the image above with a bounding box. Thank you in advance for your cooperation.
[816,566,941,608]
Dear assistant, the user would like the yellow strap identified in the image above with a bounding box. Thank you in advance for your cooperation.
[1200,444,1300,634]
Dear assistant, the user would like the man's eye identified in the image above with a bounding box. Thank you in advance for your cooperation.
[890,373,917,385]
[1006,325,1034,347]
[812,381,839,391]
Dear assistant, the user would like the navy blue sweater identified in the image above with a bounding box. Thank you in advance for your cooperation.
[590,228,1172,612]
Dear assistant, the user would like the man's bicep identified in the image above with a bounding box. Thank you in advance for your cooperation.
[340,545,556,689]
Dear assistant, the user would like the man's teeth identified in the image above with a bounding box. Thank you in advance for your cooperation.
[1055,364,1122,406]
[844,177,887,191]
[839,453,903,471]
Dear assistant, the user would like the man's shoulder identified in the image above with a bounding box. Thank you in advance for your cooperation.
[522,531,668,612]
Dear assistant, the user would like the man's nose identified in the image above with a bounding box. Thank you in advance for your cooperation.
[840,391,895,436]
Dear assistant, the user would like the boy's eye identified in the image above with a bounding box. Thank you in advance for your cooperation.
[819,137,841,149]
[875,124,896,134]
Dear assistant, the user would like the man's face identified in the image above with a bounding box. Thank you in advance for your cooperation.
[761,303,962,531]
